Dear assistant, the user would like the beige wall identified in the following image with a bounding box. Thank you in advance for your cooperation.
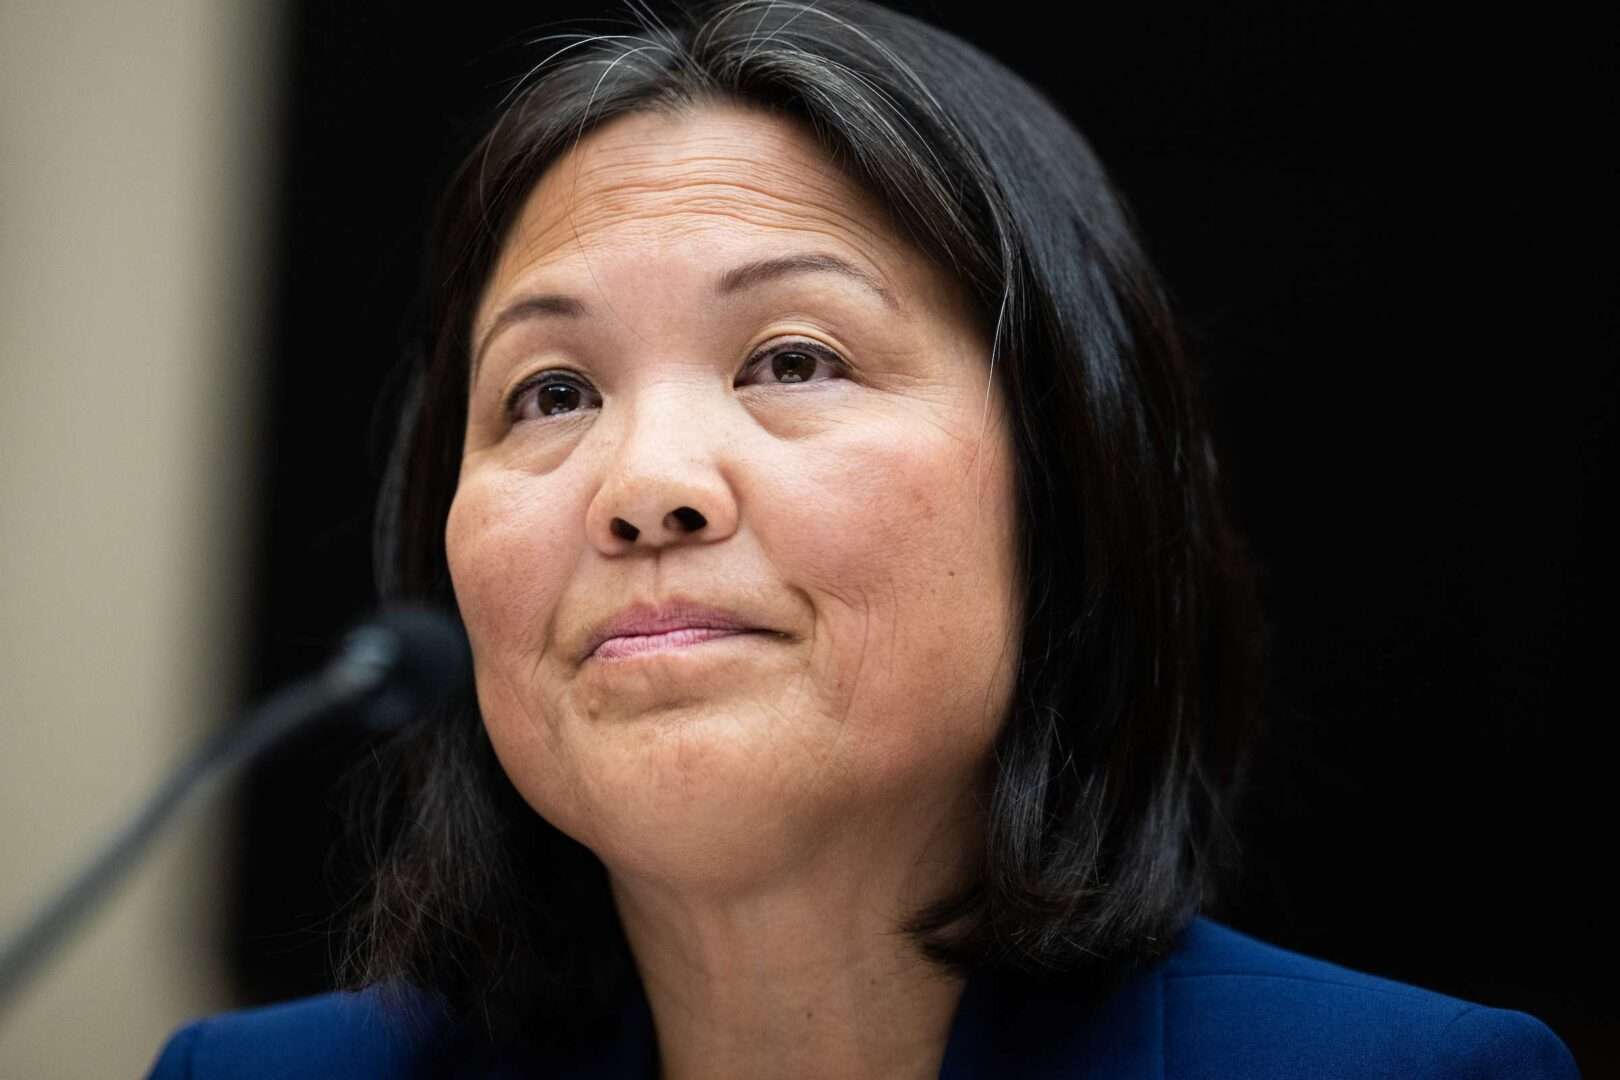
[0,0,274,1074]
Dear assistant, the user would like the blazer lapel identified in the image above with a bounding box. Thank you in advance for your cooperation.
[939,961,1165,1079]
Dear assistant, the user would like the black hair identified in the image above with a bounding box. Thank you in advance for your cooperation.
[344,0,1266,1051]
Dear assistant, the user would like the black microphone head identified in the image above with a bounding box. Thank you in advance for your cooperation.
[335,606,473,729]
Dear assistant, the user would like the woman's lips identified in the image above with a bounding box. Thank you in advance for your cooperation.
[590,626,757,661]
[582,599,769,661]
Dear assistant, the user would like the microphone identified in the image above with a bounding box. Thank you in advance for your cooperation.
[0,606,471,1015]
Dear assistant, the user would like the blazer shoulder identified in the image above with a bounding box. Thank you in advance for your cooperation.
[1159,918,1579,1079]
[145,984,451,1080]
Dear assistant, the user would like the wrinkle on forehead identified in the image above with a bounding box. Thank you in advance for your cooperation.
[480,104,911,319]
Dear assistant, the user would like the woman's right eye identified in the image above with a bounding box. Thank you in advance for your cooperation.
[507,373,600,423]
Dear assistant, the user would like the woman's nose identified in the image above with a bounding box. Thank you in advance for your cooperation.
[585,386,739,553]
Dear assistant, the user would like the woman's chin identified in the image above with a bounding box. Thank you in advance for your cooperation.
[516,729,867,891]
[576,794,834,896]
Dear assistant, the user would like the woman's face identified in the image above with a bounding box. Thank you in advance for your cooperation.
[446,104,1021,893]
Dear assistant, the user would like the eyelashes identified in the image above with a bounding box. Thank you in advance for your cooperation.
[505,371,595,423]
[503,338,850,424]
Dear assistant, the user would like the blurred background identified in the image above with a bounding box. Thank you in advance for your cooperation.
[1,1,1611,1076]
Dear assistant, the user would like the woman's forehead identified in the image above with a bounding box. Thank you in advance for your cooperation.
[476,105,911,328]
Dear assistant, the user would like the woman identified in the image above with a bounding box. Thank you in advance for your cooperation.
[150,1,1577,1076]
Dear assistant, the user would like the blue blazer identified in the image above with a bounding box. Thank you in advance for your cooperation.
[146,917,1578,1078]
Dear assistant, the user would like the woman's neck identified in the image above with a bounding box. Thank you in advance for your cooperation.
[613,876,966,1080]
[606,807,979,1080]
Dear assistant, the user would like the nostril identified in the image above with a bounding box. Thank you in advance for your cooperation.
[611,518,640,541]
[667,507,707,532]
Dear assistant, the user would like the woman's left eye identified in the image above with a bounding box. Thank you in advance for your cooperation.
[737,340,847,387]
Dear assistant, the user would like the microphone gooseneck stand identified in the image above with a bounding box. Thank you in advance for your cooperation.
[0,608,470,1017]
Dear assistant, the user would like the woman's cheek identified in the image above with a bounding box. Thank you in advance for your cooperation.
[758,427,967,697]
[446,467,576,670]
[790,423,963,575]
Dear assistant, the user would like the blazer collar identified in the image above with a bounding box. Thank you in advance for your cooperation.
[940,959,1164,1079]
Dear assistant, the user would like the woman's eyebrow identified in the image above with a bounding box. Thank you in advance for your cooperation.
[473,294,586,378]
[716,253,897,311]
[472,251,896,379]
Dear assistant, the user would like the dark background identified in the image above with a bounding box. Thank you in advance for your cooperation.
[229,1,1614,1072]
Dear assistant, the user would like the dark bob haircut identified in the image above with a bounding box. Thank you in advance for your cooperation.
[346,0,1265,1050]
